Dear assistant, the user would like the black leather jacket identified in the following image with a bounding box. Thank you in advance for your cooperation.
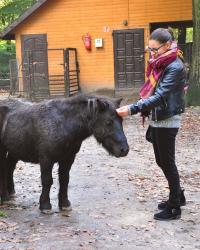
[131,57,186,121]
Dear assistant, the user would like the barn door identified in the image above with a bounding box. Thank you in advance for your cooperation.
[113,29,145,90]
[21,34,50,100]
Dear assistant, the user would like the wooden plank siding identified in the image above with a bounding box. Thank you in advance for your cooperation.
[13,0,192,92]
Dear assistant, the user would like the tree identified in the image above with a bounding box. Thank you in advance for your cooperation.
[187,0,200,106]
[0,0,37,32]
[0,0,36,73]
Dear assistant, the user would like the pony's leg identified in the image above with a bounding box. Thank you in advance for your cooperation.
[58,155,75,211]
[0,146,8,203]
[39,158,54,212]
[6,154,18,196]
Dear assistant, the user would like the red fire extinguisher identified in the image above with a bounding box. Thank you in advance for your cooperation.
[82,33,92,50]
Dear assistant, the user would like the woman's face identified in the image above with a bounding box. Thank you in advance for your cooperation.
[148,39,171,58]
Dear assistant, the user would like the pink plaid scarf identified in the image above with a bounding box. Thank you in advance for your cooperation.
[140,43,182,99]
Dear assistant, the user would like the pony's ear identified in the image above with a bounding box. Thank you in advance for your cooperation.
[114,98,123,107]
[87,98,108,113]
[88,98,97,113]
[96,98,109,112]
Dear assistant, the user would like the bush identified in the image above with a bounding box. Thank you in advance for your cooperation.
[0,40,16,73]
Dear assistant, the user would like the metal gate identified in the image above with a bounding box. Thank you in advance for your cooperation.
[21,48,80,101]
[65,48,80,97]
[21,34,50,101]
[48,48,66,98]
[20,36,80,101]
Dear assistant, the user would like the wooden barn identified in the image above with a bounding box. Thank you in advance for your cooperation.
[1,0,192,100]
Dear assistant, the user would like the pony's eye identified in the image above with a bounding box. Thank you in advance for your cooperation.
[106,120,113,126]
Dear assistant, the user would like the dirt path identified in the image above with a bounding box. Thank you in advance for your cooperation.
[0,107,200,250]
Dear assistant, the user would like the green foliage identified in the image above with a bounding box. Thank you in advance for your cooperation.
[0,40,16,73]
[0,0,37,32]
[171,27,193,43]
[0,40,15,52]
[0,0,34,73]
[0,210,7,217]
[186,28,193,43]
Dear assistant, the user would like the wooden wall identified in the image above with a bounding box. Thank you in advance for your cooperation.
[14,0,192,92]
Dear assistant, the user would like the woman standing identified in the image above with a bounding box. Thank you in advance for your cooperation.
[117,28,186,221]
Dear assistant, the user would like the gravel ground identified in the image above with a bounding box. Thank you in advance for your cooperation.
[0,106,200,250]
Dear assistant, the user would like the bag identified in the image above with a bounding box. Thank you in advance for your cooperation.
[145,126,153,143]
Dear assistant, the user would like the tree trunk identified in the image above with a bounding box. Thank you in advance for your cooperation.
[187,0,200,106]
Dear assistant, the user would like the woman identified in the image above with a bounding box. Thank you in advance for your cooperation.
[117,28,186,221]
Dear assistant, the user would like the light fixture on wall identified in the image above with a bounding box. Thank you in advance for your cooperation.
[123,20,128,26]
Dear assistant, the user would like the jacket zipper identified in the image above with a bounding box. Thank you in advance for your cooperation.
[155,107,158,121]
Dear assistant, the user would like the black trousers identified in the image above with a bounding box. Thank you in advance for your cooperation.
[151,127,181,207]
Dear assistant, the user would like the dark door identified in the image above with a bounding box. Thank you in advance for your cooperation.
[64,48,80,97]
[113,29,145,90]
[21,34,50,100]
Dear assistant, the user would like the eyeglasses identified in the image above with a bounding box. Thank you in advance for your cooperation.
[147,43,166,53]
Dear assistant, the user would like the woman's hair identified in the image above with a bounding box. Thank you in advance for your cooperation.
[150,28,173,43]
[167,27,175,41]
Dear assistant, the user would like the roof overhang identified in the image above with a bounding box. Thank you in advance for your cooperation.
[0,0,49,40]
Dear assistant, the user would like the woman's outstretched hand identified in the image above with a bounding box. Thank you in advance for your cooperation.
[116,105,129,117]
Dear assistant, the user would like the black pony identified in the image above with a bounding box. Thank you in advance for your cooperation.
[0,94,129,213]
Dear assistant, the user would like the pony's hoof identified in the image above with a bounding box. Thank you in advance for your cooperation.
[1,194,10,203]
[59,199,71,211]
[40,209,54,215]
[60,205,72,212]
[9,190,16,198]
[0,196,3,206]
[39,201,52,212]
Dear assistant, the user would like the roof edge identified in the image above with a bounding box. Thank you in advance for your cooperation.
[0,0,49,40]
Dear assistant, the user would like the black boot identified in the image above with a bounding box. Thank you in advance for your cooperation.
[158,189,186,210]
[154,205,181,221]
